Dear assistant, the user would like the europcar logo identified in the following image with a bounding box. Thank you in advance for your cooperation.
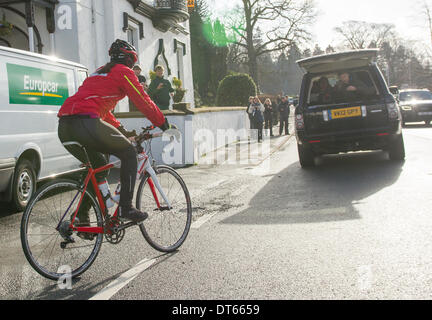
[7,63,69,106]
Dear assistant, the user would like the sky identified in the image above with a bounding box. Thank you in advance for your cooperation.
[208,0,431,50]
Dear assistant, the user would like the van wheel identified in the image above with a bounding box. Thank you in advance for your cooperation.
[12,159,37,212]
[298,143,315,168]
[388,134,405,161]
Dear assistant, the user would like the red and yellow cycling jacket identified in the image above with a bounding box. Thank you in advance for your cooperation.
[58,64,165,128]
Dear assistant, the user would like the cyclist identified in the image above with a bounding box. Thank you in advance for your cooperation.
[58,39,173,224]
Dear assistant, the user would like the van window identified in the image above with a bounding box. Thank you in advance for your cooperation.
[77,70,88,87]
[308,70,380,106]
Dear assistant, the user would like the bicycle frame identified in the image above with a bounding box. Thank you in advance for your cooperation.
[57,148,172,236]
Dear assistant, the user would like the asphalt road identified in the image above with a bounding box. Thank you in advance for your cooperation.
[1,124,432,300]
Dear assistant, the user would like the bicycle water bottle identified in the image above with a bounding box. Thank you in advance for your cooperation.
[98,180,115,208]
[112,183,121,204]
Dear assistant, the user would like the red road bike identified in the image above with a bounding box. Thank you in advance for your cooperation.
[20,126,192,280]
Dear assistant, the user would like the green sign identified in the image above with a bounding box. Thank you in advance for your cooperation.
[7,63,69,106]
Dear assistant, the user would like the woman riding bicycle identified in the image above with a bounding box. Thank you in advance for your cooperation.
[58,39,173,224]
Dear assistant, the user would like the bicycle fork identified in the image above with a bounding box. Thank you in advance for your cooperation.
[141,159,173,210]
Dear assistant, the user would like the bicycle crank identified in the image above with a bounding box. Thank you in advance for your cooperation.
[105,228,125,244]
[104,217,126,245]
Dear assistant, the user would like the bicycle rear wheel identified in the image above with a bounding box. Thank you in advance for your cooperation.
[136,165,192,252]
[20,179,104,280]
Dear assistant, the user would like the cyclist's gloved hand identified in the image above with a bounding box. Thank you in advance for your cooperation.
[158,118,170,132]
[158,118,181,142]
[118,125,137,138]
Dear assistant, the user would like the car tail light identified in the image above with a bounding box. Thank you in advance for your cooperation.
[387,103,399,120]
[296,114,305,130]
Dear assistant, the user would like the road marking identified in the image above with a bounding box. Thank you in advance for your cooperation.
[89,258,157,300]
[191,213,218,229]
[357,265,373,292]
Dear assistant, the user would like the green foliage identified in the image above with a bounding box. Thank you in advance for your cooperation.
[149,70,157,81]
[216,73,257,107]
[0,14,13,37]
[190,5,229,106]
[202,18,236,48]
[194,88,203,107]
[172,77,183,88]
[172,76,186,103]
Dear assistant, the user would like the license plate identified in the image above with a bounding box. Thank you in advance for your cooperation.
[329,107,362,120]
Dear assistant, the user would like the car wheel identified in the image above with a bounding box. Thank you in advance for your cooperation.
[298,143,315,168]
[388,134,405,161]
[12,159,37,212]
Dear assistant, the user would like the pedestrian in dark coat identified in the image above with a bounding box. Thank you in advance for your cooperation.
[278,96,291,136]
[263,98,274,137]
[147,65,174,110]
[248,96,265,142]
[246,96,255,130]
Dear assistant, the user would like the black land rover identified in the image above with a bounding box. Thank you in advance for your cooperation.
[295,49,405,168]
[398,89,432,126]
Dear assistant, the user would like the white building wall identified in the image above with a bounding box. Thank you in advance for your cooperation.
[4,0,194,109]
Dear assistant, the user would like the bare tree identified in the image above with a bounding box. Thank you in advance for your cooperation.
[226,0,316,89]
[325,45,336,54]
[334,21,397,50]
[421,0,432,46]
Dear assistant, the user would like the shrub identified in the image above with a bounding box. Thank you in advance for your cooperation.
[149,70,157,81]
[172,77,187,103]
[216,73,257,107]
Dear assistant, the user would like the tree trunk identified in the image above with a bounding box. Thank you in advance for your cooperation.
[248,52,260,93]
[244,0,260,93]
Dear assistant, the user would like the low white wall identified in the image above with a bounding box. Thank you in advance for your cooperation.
[114,108,249,167]
[192,110,250,162]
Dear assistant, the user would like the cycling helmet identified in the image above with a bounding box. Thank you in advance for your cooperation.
[109,39,138,68]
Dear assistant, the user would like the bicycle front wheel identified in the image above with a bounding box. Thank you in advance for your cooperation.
[136,165,192,252]
[20,179,104,280]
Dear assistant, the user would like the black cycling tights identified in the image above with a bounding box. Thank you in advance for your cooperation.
[58,116,137,208]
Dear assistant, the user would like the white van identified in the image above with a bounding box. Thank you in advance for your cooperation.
[0,46,88,211]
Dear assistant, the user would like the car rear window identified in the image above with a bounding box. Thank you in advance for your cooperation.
[307,70,380,106]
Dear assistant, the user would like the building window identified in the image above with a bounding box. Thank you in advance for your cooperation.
[176,45,184,81]
[127,27,138,47]
[174,39,186,81]
[123,12,144,46]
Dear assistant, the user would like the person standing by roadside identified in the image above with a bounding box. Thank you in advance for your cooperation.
[248,96,265,143]
[132,65,148,91]
[278,96,290,136]
[147,65,174,110]
[263,98,274,137]
[129,65,149,112]
[246,96,255,131]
